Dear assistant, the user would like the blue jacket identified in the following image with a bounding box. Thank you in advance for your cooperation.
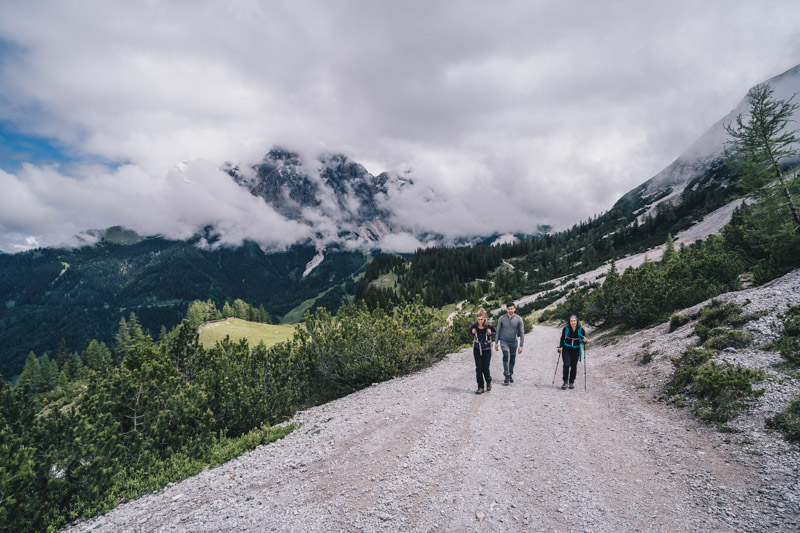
[559,325,586,360]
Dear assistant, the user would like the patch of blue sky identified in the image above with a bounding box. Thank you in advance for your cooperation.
[0,121,76,171]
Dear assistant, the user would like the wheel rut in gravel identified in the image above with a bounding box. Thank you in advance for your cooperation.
[67,325,794,532]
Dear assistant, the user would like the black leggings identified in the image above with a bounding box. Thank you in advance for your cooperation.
[473,345,492,387]
[562,347,580,384]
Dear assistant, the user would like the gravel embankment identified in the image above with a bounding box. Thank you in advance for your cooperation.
[66,269,800,532]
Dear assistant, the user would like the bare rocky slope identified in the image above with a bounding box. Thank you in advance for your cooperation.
[67,271,800,532]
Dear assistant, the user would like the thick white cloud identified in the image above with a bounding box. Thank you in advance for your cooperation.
[0,161,312,251]
[0,0,799,251]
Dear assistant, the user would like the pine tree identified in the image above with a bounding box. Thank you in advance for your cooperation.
[56,338,68,370]
[57,370,68,389]
[18,352,41,393]
[127,312,146,346]
[114,316,132,357]
[662,233,677,263]
[233,299,249,320]
[725,83,800,231]
[83,340,112,373]
[0,417,36,531]
[158,325,169,346]
[64,352,84,381]
[39,354,58,392]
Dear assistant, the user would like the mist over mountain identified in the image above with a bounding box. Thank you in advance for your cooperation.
[615,63,800,215]
[224,149,407,246]
[222,148,544,253]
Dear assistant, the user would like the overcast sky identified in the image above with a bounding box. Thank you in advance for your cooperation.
[1,0,799,252]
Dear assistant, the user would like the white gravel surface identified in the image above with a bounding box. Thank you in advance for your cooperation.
[66,268,800,532]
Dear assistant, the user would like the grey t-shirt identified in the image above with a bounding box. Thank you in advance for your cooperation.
[496,313,525,346]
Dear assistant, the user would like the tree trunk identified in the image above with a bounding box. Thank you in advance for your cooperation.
[776,168,800,232]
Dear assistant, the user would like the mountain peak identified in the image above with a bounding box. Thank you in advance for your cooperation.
[614,62,800,215]
[224,148,409,246]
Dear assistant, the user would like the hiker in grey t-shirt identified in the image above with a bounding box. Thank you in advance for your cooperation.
[494,301,525,384]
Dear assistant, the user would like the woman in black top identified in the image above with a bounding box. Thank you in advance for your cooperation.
[469,309,495,394]
[558,314,587,390]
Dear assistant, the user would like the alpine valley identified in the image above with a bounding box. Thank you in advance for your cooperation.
[1,63,799,380]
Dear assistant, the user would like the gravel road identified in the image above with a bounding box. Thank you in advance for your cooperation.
[67,324,797,532]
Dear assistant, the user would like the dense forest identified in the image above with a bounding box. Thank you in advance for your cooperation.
[0,237,367,379]
[0,297,458,531]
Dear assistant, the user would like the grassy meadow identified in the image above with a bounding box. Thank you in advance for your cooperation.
[199,318,296,348]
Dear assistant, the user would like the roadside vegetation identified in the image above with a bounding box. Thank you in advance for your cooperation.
[765,306,800,443]
[767,397,800,443]
[666,346,765,426]
[663,300,767,427]
[0,296,457,531]
[775,305,800,366]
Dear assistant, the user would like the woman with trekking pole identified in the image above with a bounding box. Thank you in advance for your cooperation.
[470,309,495,394]
[558,314,587,390]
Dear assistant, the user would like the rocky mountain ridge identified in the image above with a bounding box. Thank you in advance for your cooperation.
[224,149,410,245]
[615,63,800,216]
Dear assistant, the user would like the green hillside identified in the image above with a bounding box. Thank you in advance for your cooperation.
[199,318,296,348]
[0,237,367,378]
[354,163,738,312]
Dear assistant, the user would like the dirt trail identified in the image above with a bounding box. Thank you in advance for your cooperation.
[68,326,792,532]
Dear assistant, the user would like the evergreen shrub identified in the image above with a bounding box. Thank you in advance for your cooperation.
[669,312,689,332]
[702,329,752,350]
[777,305,800,365]
[667,347,765,423]
[0,295,452,531]
[766,396,800,442]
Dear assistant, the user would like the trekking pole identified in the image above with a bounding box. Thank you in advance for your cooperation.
[583,342,587,391]
[552,348,561,385]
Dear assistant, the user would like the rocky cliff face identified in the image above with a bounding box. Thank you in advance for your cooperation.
[225,149,412,244]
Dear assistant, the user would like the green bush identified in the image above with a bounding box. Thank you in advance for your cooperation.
[538,290,588,324]
[546,235,746,329]
[696,299,747,330]
[450,311,477,349]
[702,328,752,350]
[522,314,535,333]
[667,347,765,423]
[0,296,453,531]
[777,305,800,365]
[110,423,295,506]
[766,396,800,442]
[668,346,714,389]
[294,298,451,400]
[669,312,690,332]
[692,299,763,350]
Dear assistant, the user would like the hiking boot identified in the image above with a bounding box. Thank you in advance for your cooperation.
[476,387,484,395]
[509,375,514,384]
[503,376,510,385]
[486,381,492,391]
[568,382,575,389]
[561,381,568,390]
